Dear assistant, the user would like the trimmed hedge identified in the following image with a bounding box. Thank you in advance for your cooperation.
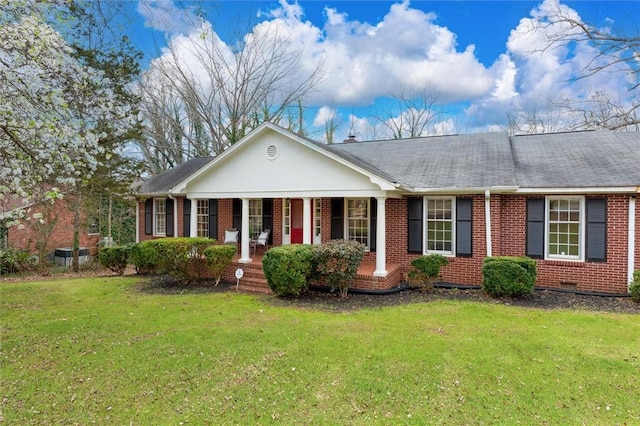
[129,238,216,282]
[262,245,314,296]
[129,240,161,274]
[406,254,449,292]
[98,245,131,275]
[312,239,365,298]
[203,244,237,286]
[629,270,640,303]
[482,256,537,298]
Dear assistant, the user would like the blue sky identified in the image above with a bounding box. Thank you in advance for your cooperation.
[126,0,640,140]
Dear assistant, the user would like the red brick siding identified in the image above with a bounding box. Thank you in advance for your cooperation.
[8,198,100,256]
[140,194,637,294]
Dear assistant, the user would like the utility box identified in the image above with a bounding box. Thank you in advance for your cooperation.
[54,247,90,267]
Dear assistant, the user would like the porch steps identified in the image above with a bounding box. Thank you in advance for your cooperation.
[235,263,272,293]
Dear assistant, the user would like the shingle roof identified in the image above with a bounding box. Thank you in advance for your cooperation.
[324,132,518,190]
[136,128,640,195]
[510,130,640,188]
[136,157,215,195]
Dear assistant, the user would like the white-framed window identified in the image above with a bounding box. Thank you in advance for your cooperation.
[425,197,455,255]
[283,199,290,236]
[546,196,584,260]
[314,198,322,239]
[346,198,369,248]
[197,200,209,237]
[249,199,263,237]
[154,198,166,236]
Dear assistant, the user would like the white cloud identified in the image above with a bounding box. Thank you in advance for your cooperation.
[137,0,200,34]
[139,0,636,137]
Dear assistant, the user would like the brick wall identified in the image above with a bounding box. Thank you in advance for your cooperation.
[8,198,100,257]
[138,194,637,294]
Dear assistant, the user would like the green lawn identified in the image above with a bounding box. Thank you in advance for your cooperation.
[2,276,639,425]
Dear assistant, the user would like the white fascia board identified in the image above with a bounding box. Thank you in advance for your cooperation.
[515,187,639,194]
[409,186,519,195]
[186,189,403,199]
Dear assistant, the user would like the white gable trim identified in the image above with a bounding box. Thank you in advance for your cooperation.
[171,122,399,195]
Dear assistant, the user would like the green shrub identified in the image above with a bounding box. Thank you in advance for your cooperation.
[203,244,237,286]
[129,238,216,281]
[629,270,640,303]
[313,239,365,298]
[262,245,314,296]
[153,237,216,282]
[482,256,537,298]
[98,245,131,275]
[129,241,160,274]
[0,248,35,274]
[406,254,449,292]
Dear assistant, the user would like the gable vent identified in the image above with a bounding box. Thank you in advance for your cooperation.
[266,144,279,160]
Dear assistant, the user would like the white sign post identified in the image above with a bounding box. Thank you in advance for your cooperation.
[235,268,244,291]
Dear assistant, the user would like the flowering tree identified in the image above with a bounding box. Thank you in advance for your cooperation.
[0,0,136,213]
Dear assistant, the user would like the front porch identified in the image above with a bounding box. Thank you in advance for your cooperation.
[222,253,404,294]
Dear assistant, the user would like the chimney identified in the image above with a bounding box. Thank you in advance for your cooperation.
[343,135,357,143]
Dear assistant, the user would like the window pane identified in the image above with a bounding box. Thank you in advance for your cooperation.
[548,198,581,259]
[426,198,453,254]
[197,200,209,237]
[347,199,368,247]
[154,199,166,235]
[249,199,262,236]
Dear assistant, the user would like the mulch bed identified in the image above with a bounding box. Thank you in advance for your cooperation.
[137,274,640,315]
[3,269,638,315]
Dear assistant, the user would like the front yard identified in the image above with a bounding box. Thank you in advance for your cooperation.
[1,275,639,424]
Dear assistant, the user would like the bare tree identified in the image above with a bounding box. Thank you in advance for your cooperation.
[505,97,569,135]
[371,86,444,139]
[523,3,639,131]
[137,17,324,172]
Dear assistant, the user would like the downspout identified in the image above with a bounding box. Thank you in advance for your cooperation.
[485,189,492,257]
[628,195,636,287]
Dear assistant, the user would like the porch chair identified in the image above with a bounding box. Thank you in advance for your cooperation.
[250,229,270,255]
[223,228,239,245]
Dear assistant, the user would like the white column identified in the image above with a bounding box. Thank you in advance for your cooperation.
[239,198,251,263]
[302,197,312,245]
[190,198,198,237]
[373,197,387,277]
[628,196,636,286]
[485,190,492,257]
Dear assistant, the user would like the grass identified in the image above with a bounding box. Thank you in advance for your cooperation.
[1,276,639,425]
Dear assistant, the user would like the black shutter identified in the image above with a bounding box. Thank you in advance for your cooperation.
[526,198,545,258]
[232,198,242,233]
[331,198,344,240]
[586,198,607,262]
[165,198,174,237]
[183,199,191,237]
[456,198,472,257]
[369,198,377,252]
[407,197,423,253]
[262,198,273,245]
[208,199,218,240]
[144,199,153,235]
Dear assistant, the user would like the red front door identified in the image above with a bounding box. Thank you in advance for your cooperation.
[290,199,304,244]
